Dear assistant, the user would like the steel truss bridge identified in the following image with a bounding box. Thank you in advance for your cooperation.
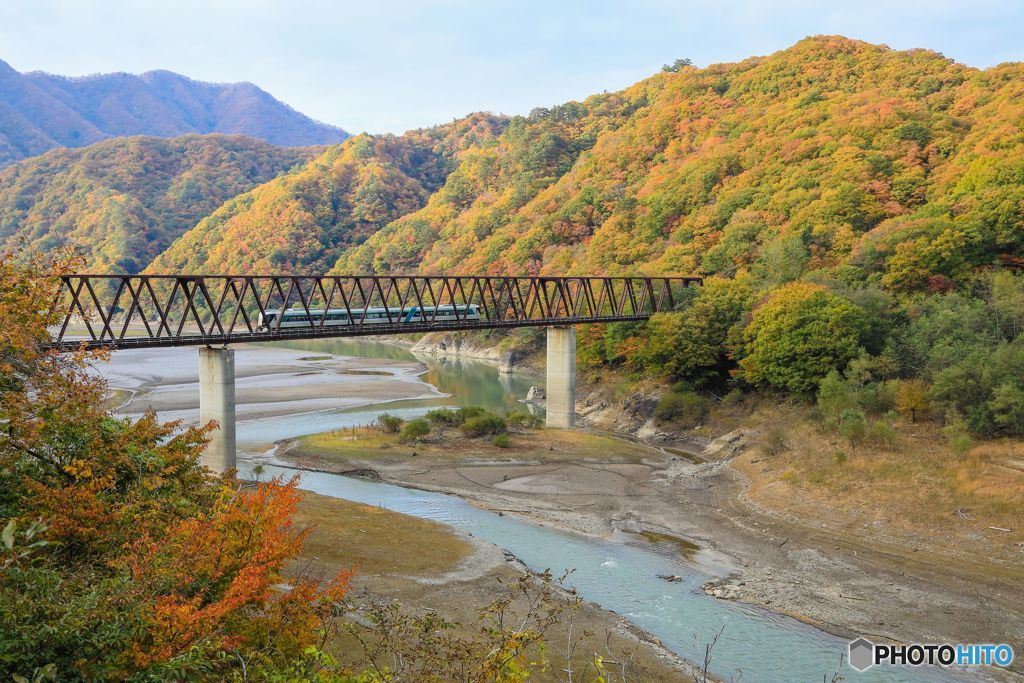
[48,274,702,352]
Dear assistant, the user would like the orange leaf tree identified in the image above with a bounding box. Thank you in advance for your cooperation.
[0,251,351,680]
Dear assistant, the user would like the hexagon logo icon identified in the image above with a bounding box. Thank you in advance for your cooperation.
[849,637,875,671]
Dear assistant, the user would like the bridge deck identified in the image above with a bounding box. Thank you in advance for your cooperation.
[47,274,701,352]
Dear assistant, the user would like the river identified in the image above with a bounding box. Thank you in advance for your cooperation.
[222,338,965,683]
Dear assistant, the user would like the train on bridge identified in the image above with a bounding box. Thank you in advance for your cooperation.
[48,274,701,352]
[258,304,482,330]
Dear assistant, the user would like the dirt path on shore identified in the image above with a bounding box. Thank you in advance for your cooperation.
[283,438,1024,682]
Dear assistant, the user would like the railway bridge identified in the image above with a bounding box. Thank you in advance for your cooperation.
[49,274,701,472]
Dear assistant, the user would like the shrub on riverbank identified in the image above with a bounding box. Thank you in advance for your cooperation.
[456,406,486,422]
[653,389,707,427]
[425,406,495,427]
[377,412,404,433]
[425,408,458,425]
[400,418,431,443]
[508,410,542,428]
[460,414,508,437]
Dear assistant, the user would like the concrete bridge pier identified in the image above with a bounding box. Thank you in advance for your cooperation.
[545,326,576,428]
[199,346,236,473]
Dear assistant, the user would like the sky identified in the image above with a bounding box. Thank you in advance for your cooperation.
[1,0,1022,134]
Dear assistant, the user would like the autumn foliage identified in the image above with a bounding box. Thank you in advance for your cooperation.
[0,252,350,680]
[0,136,313,273]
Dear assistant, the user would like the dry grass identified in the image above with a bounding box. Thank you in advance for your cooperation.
[289,491,472,579]
[297,425,655,464]
[733,404,1024,561]
[638,530,701,560]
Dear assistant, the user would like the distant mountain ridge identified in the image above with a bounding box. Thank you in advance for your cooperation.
[0,59,347,166]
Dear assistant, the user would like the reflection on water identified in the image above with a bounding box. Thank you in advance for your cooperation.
[236,338,541,450]
[277,338,420,362]
[270,338,540,416]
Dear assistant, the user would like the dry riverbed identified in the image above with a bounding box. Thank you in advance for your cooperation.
[283,424,1024,682]
[100,345,441,424]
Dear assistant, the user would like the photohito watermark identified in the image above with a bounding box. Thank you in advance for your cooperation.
[848,638,1014,672]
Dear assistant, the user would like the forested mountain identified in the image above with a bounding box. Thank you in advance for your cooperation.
[153,36,1022,288]
[149,114,506,273]
[0,135,314,271]
[330,36,1022,280]
[0,59,347,166]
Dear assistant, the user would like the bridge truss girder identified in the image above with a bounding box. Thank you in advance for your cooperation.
[48,274,702,351]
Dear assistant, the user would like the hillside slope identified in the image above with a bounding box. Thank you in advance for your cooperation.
[0,59,347,166]
[149,114,506,273]
[131,35,1024,290]
[330,36,1022,285]
[158,36,1021,288]
[0,135,314,271]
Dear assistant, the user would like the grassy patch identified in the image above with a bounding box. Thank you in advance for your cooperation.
[296,424,656,464]
[289,491,472,578]
[104,388,132,410]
